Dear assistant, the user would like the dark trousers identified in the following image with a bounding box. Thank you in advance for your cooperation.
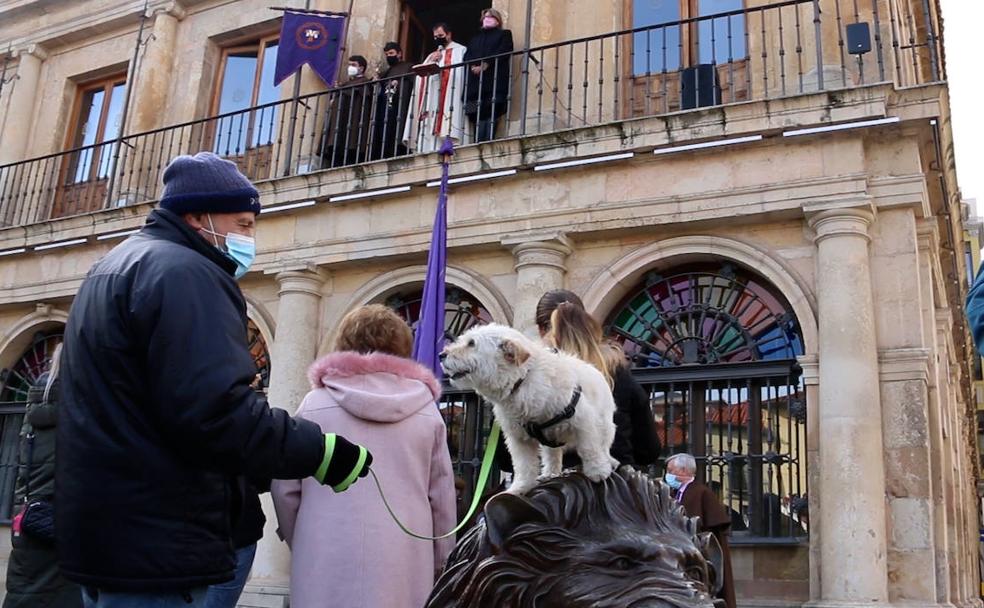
[469,115,499,143]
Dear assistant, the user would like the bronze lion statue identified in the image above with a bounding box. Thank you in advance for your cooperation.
[426,467,724,608]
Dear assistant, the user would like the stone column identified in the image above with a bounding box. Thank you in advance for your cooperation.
[502,233,572,335]
[120,2,184,203]
[246,268,327,605]
[807,206,890,605]
[0,44,47,165]
[129,2,184,134]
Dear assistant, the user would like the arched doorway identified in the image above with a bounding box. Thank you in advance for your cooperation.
[384,286,494,345]
[605,262,807,541]
[0,329,63,520]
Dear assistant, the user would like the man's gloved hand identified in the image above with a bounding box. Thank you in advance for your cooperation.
[314,434,373,492]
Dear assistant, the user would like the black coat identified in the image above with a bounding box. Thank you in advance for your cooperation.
[4,382,81,608]
[56,209,325,592]
[463,28,514,117]
[610,364,662,466]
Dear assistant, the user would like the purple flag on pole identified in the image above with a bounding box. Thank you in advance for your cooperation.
[413,138,455,378]
[274,12,346,87]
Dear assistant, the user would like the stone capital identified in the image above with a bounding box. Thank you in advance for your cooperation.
[878,348,931,384]
[15,44,48,62]
[797,354,819,386]
[806,206,875,245]
[502,233,573,272]
[274,267,328,298]
[149,0,186,20]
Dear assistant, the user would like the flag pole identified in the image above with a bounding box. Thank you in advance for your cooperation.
[412,137,454,378]
[104,0,149,208]
[280,0,311,177]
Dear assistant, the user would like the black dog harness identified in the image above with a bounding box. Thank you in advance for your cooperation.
[523,385,582,448]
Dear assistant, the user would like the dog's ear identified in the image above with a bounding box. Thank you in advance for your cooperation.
[499,339,530,365]
[484,493,548,553]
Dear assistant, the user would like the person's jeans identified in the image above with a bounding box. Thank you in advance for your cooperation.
[203,543,257,608]
[82,586,207,607]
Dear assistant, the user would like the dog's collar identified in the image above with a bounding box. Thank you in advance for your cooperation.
[508,375,526,398]
[523,385,582,448]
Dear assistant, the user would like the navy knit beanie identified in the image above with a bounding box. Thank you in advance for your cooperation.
[159,152,261,215]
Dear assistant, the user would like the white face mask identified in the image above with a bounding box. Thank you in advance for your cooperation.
[347,65,361,77]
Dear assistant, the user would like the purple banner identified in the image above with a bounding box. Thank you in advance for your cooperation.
[274,12,346,87]
[413,138,455,378]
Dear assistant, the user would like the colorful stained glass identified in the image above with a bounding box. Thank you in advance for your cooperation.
[247,319,271,390]
[385,288,493,345]
[606,264,803,367]
[0,331,63,405]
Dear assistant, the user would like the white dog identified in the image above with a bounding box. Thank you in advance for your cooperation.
[441,323,617,495]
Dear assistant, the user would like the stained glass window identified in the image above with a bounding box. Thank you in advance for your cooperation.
[0,330,63,520]
[385,287,493,345]
[247,319,271,391]
[606,263,803,367]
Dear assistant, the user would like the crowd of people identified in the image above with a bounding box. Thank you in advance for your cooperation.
[322,9,514,166]
[1,150,735,608]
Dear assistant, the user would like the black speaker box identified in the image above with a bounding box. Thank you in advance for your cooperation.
[681,64,722,110]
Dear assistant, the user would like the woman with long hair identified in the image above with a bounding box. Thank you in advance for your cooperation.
[537,290,662,468]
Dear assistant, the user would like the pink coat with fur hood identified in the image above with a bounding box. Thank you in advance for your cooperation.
[271,352,456,608]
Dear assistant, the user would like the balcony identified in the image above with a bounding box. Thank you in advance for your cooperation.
[0,0,942,228]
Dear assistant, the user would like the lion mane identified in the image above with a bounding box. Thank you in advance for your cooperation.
[426,468,722,608]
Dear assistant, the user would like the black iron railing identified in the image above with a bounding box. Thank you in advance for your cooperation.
[441,360,806,542]
[0,0,942,228]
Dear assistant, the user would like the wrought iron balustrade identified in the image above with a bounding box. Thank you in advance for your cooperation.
[0,0,942,228]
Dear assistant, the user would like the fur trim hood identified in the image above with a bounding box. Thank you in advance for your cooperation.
[306,351,442,423]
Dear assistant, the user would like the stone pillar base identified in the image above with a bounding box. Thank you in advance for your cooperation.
[238,584,289,608]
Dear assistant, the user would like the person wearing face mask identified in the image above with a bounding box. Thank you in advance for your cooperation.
[463,9,513,142]
[56,152,373,608]
[665,453,736,608]
[371,42,414,160]
[323,55,373,167]
[403,23,467,153]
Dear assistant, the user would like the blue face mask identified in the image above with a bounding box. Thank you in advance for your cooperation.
[205,215,256,280]
[224,233,256,280]
[664,473,683,490]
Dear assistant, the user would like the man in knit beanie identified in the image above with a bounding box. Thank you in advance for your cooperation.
[56,152,372,607]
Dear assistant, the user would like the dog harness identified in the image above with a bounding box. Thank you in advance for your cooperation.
[523,385,582,448]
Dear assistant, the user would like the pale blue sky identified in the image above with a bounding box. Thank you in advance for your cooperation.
[941,0,982,209]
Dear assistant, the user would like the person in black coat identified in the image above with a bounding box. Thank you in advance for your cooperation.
[56,152,372,607]
[4,356,81,608]
[371,42,415,160]
[463,9,514,142]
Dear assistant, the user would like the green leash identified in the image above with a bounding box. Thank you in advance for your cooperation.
[368,421,500,541]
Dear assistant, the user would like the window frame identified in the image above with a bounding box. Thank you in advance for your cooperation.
[62,73,128,184]
[210,32,281,119]
[627,0,747,71]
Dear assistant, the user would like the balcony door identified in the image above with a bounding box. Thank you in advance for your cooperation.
[627,0,748,116]
[398,0,490,64]
[211,34,280,181]
[52,74,127,218]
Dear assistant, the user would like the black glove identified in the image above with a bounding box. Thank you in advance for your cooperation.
[314,433,373,493]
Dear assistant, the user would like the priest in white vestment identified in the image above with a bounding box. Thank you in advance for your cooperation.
[403,24,467,153]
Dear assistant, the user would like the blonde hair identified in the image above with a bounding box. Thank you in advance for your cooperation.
[44,342,63,403]
[334,304,413,358]
[481,8,504,24]
[546,303,623,387]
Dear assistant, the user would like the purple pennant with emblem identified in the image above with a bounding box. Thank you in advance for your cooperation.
[274,12,347,87]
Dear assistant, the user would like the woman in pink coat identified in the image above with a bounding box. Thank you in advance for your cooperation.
[272,305,457,608]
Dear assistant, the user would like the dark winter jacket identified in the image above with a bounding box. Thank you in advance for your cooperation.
[4,381,82,608]
[611,364,662,466]
[56,208,325,592]
[463,28,514,117]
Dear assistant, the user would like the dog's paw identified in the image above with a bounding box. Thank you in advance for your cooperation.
[582,459,615,483]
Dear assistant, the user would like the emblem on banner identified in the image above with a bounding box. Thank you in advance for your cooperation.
[296,21,329,50]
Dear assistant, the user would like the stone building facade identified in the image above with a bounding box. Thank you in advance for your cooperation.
[0,0,980,606]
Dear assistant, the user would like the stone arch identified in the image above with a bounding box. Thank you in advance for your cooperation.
[0,304,69,371]
[244,296,275,391]
[321,265,513,354]
[244,296,276,347]
[580,235,818,356]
